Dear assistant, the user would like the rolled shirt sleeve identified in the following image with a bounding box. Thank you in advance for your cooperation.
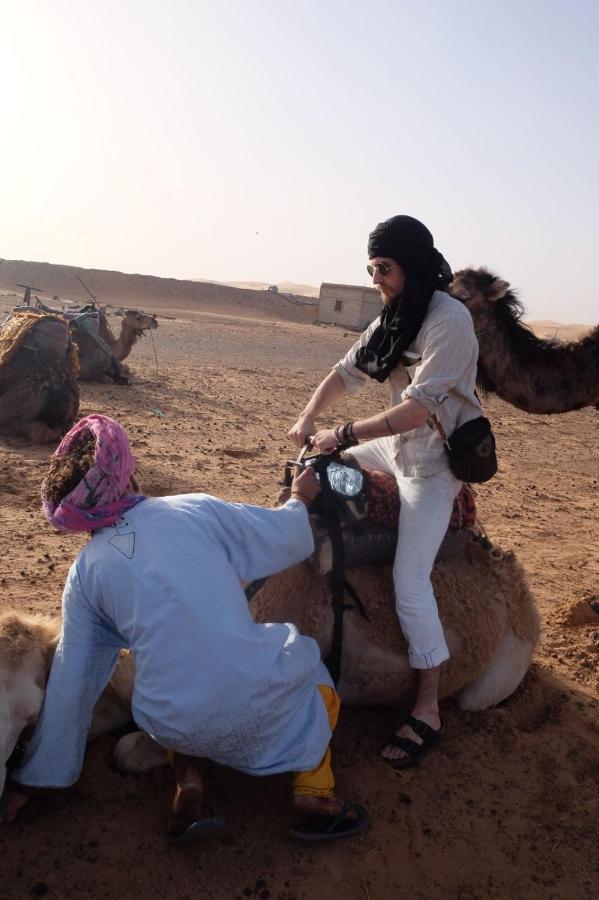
[333,317,381,396]
[401,312,479,428]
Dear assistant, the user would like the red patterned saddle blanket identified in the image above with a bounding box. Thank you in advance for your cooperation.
[364,469,477,531]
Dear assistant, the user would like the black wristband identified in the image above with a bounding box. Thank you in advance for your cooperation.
[341,422,359,448]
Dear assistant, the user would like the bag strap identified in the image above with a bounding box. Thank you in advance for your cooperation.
[428,413,450,446]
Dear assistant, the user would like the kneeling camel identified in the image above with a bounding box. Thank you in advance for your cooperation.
[0,538,539,791]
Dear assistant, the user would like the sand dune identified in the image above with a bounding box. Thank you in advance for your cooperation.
[2,259,593,340]
[0,259,317,324]
[527,319,593,341]
[194,277,320,297]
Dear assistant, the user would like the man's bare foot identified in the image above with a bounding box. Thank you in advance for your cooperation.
[166,779,205,835]
[2,788,31,824]
[379,709,441,762]
[166,752,207,835]
[293,794,357,820]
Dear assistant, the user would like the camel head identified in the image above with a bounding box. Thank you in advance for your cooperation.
[0,613,140,792]
[121,309,158,338]
[0,614,59,795]
[449,268,518,331]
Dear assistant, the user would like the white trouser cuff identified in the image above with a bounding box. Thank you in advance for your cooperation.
[408,643,450,670]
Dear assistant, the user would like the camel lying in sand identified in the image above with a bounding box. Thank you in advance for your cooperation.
[75,308,158,383]
[0,537,540,790]
[0,312,79,442]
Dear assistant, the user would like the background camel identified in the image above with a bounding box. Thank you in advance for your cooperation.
[0,312,79,442]
[0,537,540,786]
[449,267,599,413]
[74,308,158,383]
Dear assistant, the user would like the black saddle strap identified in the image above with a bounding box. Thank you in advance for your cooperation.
[321,483,346,685]
[245,577,267,602]
[343,577,370,623]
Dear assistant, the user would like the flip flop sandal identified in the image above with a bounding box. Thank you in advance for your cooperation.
[289,802,370,842]
[166,803,226,845]
[378,715,442,771]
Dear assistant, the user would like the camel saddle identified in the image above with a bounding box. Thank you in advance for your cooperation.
[291,452,479,684]
[308,467,478,576]
[247,451,480,685]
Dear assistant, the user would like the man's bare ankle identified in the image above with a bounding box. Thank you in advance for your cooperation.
[410,708,441,729]
[294,794,338,812]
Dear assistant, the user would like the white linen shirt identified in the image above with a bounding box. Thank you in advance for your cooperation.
[15,495,332,788]
[334,290,482,476]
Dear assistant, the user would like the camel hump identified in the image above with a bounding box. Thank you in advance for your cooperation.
[0,312,70,370]
[24,316,73,365]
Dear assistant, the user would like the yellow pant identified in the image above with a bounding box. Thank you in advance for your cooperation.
[292,684,340,798]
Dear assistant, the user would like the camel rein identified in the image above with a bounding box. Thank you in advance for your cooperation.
[147,328,159,374]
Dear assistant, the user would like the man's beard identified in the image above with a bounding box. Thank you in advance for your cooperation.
[379,287,402,306]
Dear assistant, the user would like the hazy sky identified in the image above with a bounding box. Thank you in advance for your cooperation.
[1,0,598,322]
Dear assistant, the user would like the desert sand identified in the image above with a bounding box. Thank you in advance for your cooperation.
[0,275,597,899]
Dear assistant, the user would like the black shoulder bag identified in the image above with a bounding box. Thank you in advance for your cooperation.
[431,413,497,483]
[404,364,497,484]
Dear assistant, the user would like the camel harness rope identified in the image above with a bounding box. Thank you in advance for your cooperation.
[245,448,370,685]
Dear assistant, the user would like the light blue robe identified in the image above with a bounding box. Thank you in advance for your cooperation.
[15,495,332,788]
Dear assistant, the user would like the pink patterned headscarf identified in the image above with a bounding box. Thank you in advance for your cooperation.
[42,414,145,532]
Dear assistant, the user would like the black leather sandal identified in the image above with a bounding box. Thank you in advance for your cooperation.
[166,801,226,844]
[289,802,370,842]
[378,715,443,770]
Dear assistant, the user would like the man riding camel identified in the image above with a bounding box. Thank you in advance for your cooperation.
[289,215,482,768]
[4,414,369,842]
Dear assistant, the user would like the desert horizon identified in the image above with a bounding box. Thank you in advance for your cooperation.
[0,257,593,340]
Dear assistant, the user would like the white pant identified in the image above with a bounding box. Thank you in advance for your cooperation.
[349,437,461,669]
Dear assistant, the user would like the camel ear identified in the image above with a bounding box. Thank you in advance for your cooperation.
[488,279,510,302]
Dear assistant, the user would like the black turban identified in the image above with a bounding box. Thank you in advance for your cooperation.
[356,215,453,383]
[367,214,436,273]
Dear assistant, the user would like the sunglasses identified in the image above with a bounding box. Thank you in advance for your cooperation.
[367,262,395,277]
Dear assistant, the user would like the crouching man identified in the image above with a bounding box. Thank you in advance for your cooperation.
[4,414,369,843]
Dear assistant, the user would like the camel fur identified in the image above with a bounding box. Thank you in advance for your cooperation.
[0,613,133,796]
[250,538,540,708]
[0,537,540,785]
[0,312,80,442]
[449,267,599,413]
[0,614,59,796]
